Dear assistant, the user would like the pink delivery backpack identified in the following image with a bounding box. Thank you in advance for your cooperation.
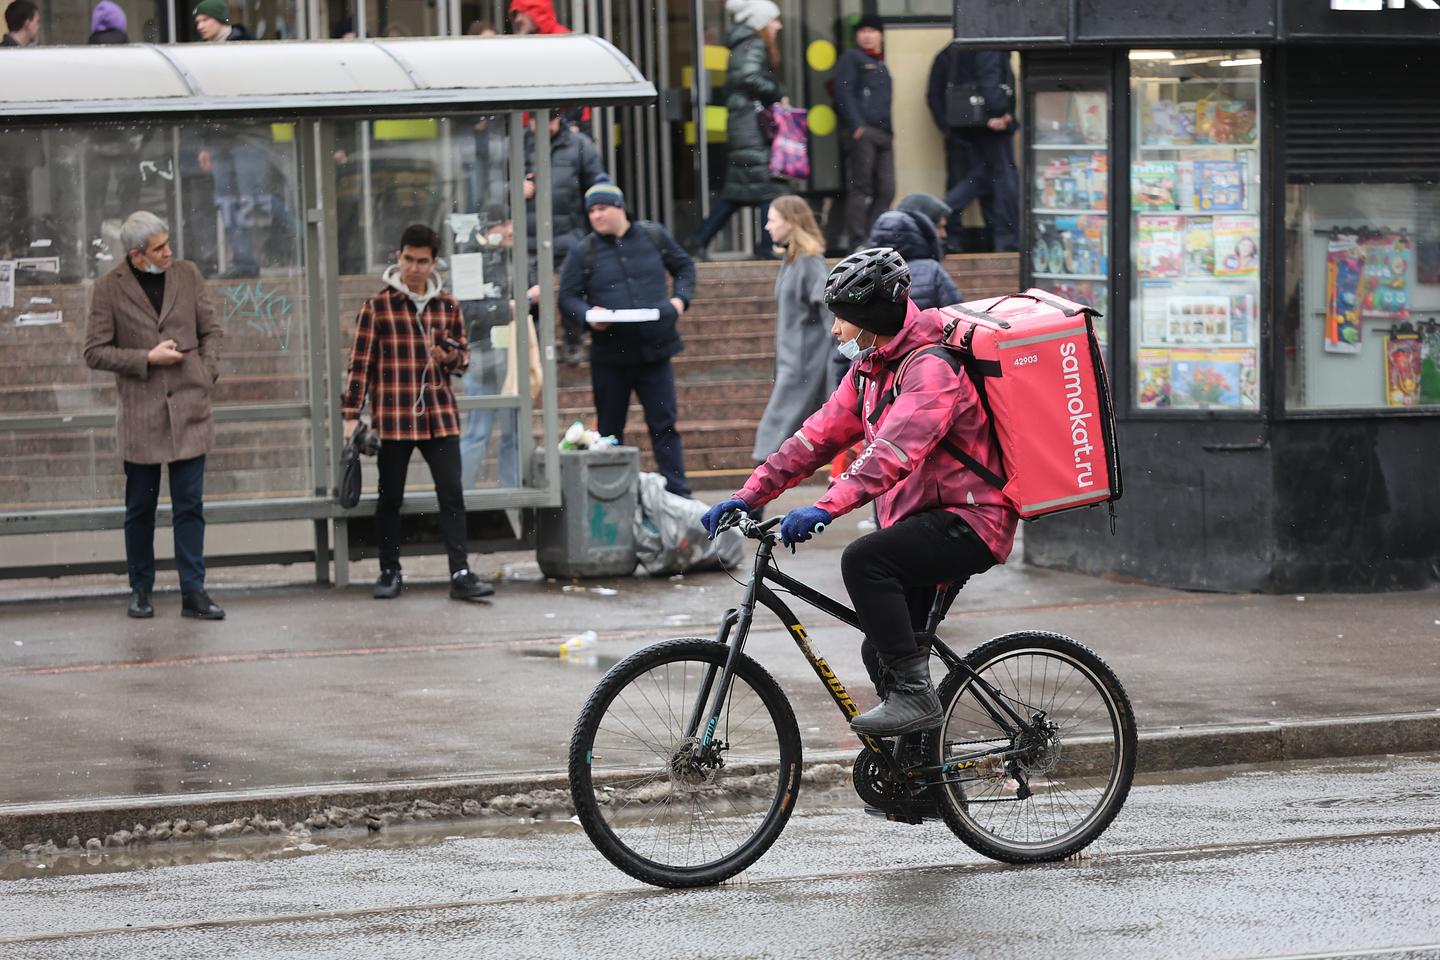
[930,289,1122,521]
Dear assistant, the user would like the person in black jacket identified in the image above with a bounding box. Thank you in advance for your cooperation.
[560,183,697,496]
[524,110,609,365]
[926,46,1019,252]
[833,14,894,250]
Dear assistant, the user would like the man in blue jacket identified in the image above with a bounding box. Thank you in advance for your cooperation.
[833,14,894,251]
[926,46,1019,252]
[559,183,697,496]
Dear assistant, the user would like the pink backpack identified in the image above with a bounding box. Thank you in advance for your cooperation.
[769,105,810,180]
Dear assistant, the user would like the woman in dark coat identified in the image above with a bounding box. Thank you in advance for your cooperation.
[687,0,786,259]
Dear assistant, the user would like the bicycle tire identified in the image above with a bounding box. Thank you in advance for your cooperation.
[568,638,803,888]
[924,630,1136,863]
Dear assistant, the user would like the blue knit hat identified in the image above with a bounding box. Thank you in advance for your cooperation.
[585,182,625,211]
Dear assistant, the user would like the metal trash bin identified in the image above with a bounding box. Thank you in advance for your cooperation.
[533,446,640,578]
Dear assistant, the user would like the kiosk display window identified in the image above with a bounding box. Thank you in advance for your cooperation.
[1128,51,1262,412]
[1029,89,1110,336]
[1284,183,1440,410]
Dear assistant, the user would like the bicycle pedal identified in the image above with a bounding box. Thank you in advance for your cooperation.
[862,805,929,826]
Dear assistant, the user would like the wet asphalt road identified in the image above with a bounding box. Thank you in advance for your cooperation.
[3,754,1440,959]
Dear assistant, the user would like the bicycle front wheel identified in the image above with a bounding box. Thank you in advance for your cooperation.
[567,638,803,888]
[926,631,1136,863]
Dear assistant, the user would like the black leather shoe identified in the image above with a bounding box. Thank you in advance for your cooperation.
[449,570,495,601]
[127,590,153,619]
[181,590,225,620]
[373,569,403,599]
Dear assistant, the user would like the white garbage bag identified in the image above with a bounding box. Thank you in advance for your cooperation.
[633,473,745,576]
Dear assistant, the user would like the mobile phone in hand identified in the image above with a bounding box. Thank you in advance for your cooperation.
[441,337,464,351]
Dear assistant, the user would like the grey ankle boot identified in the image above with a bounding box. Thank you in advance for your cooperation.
[850,653,943,737]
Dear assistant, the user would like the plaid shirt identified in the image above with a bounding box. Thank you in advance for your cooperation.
[341,285,470,441]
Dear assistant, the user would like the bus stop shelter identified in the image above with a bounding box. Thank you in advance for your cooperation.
[0,35,655,587]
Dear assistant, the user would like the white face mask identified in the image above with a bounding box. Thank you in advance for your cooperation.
[837,331,872,362]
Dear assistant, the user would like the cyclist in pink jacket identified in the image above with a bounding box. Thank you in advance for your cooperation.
[702,247,1018,737]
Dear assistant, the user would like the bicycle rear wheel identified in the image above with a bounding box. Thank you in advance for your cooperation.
[925,631,1136,863]
[568,638,803,888]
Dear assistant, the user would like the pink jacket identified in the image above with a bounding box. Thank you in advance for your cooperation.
[736,301,1018,563]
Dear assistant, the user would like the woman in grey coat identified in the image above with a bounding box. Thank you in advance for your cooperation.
[751,196,833,464]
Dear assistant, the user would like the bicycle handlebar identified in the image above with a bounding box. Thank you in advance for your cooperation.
[720,512,783,541]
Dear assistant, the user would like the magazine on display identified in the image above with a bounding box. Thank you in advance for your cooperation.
[1213,215,1260,278]
[1138,216,1183,279]
[1194,161,1245,212]
[1136,349,1172,408]
[1169,348,1257,409]
[1183,219,1216,276]
[1132,162,1178,211]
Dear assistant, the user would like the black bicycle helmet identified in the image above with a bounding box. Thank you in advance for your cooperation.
[825,247,911,334]
[825,247,911,307]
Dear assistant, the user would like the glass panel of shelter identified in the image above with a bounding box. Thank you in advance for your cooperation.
[0,117,310,509]
[333,113,524,492]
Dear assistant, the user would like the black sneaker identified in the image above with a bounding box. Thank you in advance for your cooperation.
[450,569,495,601]
[373,569,403,599]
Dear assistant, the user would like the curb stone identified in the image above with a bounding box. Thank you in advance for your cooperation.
[3,711,1438,853]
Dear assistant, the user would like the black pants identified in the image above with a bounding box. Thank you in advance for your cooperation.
[841,509,997,661]
[591,359,690,497]
[943,131,1020,251]
[690,198,774,257]
[942,136,998,250]
[841,127,896,248]
[124,455,207,594]
[375,435,469,575]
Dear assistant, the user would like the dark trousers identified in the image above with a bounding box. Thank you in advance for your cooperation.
[591,359,690,497]
[943,131,1020,251]
[942,136,998,250]
[375,435,469,575]
[841,509,997,661]
[841,128,896,248]
[690,198,773,257]
[124,455,207,595]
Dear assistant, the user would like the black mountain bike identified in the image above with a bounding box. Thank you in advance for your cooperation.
[568,515,1137,888]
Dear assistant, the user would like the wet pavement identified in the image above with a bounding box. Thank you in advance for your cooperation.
[2,753,1439,957]
[1,482,1438,813]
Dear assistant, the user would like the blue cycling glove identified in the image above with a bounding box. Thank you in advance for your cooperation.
[700,497,751,539]
[779,506,832,548]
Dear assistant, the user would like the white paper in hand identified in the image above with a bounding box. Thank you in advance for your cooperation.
[586,307,661,324]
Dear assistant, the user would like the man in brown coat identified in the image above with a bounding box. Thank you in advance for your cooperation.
[84,210,226,620]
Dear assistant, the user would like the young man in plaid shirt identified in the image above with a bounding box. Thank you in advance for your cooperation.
[342,224,496,601]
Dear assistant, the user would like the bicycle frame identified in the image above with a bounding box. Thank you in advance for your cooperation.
[684,523,1038,792]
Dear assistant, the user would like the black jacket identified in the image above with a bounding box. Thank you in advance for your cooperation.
[88,28,129,43]
[926,48,1015,136]
[558,221,697,366]
[524,125,608,265]
[866,210,962,310]
[720,25,786,205]
[833,48,892,134]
